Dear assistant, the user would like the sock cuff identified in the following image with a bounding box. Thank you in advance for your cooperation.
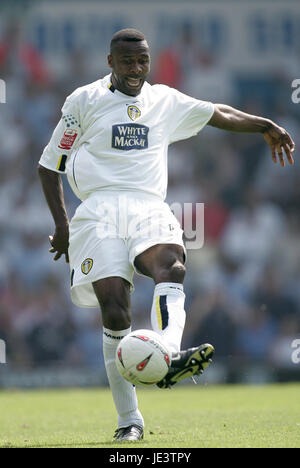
[103,327,131,345]
[154,282,185,297]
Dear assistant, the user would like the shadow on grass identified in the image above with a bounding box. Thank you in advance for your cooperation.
[2,440,149,448]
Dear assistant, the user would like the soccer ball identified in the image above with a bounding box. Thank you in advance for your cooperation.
[115,329,172,386]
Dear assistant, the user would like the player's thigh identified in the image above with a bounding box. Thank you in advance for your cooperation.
[134,243,186,283]
[69,195,134,308]
[93,276,131,330]
[128,198,186,283]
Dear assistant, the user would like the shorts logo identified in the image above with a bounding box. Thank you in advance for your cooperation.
[127,105,141,121]
[81,258,93,275]
[58,129,78,150]
[112,124,149,151]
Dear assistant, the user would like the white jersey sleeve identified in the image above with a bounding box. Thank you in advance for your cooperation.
[39,94,82,173]
[167,87,215,144]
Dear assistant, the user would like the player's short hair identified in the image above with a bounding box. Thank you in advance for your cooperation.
[110,29,147,52]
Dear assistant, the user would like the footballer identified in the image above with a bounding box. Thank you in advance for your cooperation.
[38,29,295,442]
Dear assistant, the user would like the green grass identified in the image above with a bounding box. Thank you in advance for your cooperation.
[0,383,299,448]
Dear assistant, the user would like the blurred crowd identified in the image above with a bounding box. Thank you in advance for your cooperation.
[0,20,299,381]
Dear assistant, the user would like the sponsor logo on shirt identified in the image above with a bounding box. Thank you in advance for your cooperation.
[112,124,149,150]
[58,129,78,150]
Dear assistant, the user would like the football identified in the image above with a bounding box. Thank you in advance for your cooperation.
[115,329,172,386]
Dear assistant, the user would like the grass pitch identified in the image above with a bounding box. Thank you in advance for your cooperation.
[0,383,299,448]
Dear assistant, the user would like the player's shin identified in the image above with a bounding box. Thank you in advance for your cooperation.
[151,283,186,354]
[103,327,144,429]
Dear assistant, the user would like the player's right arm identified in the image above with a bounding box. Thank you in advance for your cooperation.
[38,165,70,263]
[38,94,82,263]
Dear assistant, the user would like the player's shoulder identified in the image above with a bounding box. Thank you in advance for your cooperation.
[148,83,184,104]
[149,82,177,97]
[65,74,111,105]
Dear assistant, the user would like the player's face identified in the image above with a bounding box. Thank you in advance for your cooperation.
[108,40,151,96]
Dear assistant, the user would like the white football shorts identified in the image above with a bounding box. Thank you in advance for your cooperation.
[69,191,185,307]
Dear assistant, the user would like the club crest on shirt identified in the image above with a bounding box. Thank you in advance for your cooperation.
[81,258,93,275]
[127,105,141,121]
[112,123,149,150]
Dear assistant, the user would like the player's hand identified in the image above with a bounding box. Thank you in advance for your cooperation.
[49,225,70,263]
[263,123,295,167]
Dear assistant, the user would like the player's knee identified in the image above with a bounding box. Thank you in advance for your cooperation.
[157,260,186,284]
[169,261,186,283]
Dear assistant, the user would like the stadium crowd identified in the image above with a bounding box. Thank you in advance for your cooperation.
[0,20,299,382]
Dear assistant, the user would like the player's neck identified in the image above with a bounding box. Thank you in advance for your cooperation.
[110,74,143,98]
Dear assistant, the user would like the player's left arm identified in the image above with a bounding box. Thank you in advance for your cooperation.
[208,104,295,167]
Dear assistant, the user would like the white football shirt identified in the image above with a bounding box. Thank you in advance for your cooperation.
[39,74,214,201]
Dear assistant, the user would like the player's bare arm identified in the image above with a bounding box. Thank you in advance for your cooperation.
[208,104,295,167]
[38,164,70,263]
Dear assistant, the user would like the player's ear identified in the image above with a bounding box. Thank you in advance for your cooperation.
[107,54,113,69]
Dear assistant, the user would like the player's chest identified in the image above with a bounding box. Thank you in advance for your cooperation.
[83,99,168,150]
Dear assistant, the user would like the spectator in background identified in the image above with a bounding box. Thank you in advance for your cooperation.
[253,266,298,322]
[186,288,237,359]
[221,186,286,291]
[0,20,50,86]
[274,207,300,305]
[23,81,60,147]
[175,24,235,103]
[235,303,278,363]
[203,185,229,244]
[151,39,181,88]
[151,23,213,92]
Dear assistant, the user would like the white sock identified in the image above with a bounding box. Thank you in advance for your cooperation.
[151,282,186,354]
[103,327,144,429]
